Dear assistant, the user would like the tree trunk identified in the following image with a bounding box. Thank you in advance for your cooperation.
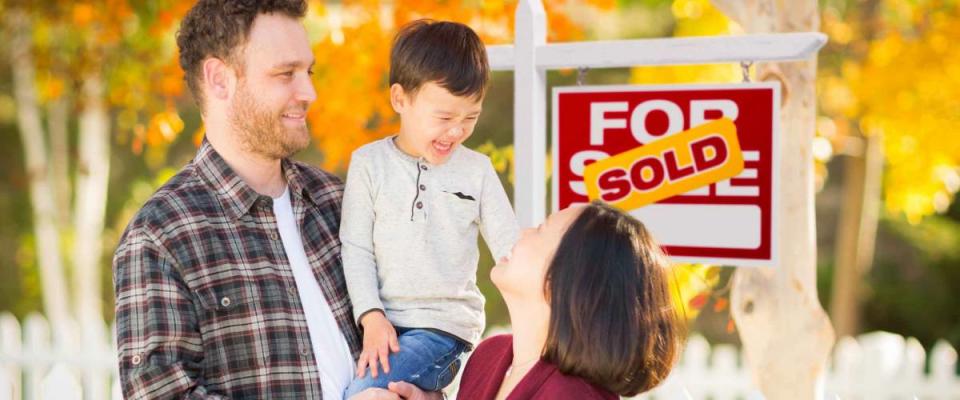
[830,133,882,338]
[8,9,72,344]
[711,1,836,398]
[73,75,110,347]
[48,97,72,229]
[827,0,883,342]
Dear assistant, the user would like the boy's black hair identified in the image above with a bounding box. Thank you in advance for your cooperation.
[390,20,490,99]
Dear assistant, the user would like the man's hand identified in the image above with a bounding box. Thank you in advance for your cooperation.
[387,382,444,400]
[348,388,401,400]
[357,311,400,378]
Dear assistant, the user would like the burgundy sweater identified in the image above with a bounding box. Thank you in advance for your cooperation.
[457,335,618,400]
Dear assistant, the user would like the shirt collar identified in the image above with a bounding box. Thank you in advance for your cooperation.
[385,135,424,164]
[194,138,315,220]
[281,156,318,206]
[385,135,463,168]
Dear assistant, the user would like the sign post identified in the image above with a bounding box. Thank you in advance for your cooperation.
[485,0,825,231]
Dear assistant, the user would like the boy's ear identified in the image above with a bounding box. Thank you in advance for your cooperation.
[390,83,408,113]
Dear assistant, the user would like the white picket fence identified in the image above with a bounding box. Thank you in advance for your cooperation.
[1,312,958,399]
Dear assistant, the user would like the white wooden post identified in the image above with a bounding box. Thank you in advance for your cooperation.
[710,345,741,400]
[0,312,22,400]
[929,340,959,398]
[23,313,50,400]
[40,364,82,400]
[488,0,826,228]
[512,0,548,228]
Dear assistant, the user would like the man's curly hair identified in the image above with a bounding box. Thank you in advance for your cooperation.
[176,0,307,111]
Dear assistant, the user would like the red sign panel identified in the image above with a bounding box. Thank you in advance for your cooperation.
[552,83,780,267]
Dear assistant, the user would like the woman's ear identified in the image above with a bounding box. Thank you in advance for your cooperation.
[202,57,233,102]
[390,83,408,114]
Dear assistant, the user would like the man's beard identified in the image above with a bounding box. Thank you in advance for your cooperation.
[229,81,311,160]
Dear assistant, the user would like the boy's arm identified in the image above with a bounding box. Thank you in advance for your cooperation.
[478,159,520,261]
[340,153,386,324]
[114,228,228,400]
[341,152,400,377]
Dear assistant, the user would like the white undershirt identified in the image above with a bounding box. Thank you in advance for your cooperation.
[273,187,355,400]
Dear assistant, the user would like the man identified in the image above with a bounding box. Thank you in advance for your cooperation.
[113,1,433,398]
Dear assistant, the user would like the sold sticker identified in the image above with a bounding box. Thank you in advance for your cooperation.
[582,118,744,210]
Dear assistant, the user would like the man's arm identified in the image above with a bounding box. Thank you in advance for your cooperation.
[478,159,520,260]
[114,228,226,399]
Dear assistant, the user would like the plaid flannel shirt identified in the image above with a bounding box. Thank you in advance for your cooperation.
[114,140,362,399]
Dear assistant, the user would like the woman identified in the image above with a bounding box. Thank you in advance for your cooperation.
[388,202,683,399]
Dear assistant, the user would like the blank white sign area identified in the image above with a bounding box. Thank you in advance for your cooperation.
[630,204,762,249]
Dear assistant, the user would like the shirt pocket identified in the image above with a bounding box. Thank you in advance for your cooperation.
[437,185,480,229]
[195,282,275,379]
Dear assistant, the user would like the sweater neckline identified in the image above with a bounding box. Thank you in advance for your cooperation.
[386,135,425,164]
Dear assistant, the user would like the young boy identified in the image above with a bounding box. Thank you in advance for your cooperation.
[340,19,519,397]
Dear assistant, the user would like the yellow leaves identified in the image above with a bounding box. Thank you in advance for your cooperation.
[822,7,855,46]
[818,75,859,118]
[867,33,903,68]
[672,0,740,37]
[36,74,66,103]
[849,4,960,222]
[72,3,95,28]
[668,263,720,321]
[474,141,515,180]
[671,0,705,20]
[632,63,740,85]
[630,0,740,86]
[926,32,950,56]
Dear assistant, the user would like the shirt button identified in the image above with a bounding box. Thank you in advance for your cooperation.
[416,201,423,209]
[269,232,279,241]
[300,346,311,356]
[287,287,297,297]
[130,354,142,365]
[220,297,231,307]
[419,184,426,191]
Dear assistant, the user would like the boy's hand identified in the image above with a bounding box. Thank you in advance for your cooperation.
[357,311,401,378]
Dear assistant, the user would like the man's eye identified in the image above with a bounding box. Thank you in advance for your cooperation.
[279,71,294,77]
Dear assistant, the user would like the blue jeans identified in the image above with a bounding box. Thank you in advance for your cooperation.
[344,328,466,398]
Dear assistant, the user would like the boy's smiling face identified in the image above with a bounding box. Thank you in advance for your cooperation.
[392,81,483,165]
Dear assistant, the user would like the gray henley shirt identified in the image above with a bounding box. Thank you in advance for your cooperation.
[339,136,519,345]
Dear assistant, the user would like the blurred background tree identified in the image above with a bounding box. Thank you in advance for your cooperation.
[1,0,191,347]
[816,0,960,347]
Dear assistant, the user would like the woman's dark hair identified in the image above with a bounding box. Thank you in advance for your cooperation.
[542,201,684,396]
[176,0,307,112]
[390,19,490,100]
